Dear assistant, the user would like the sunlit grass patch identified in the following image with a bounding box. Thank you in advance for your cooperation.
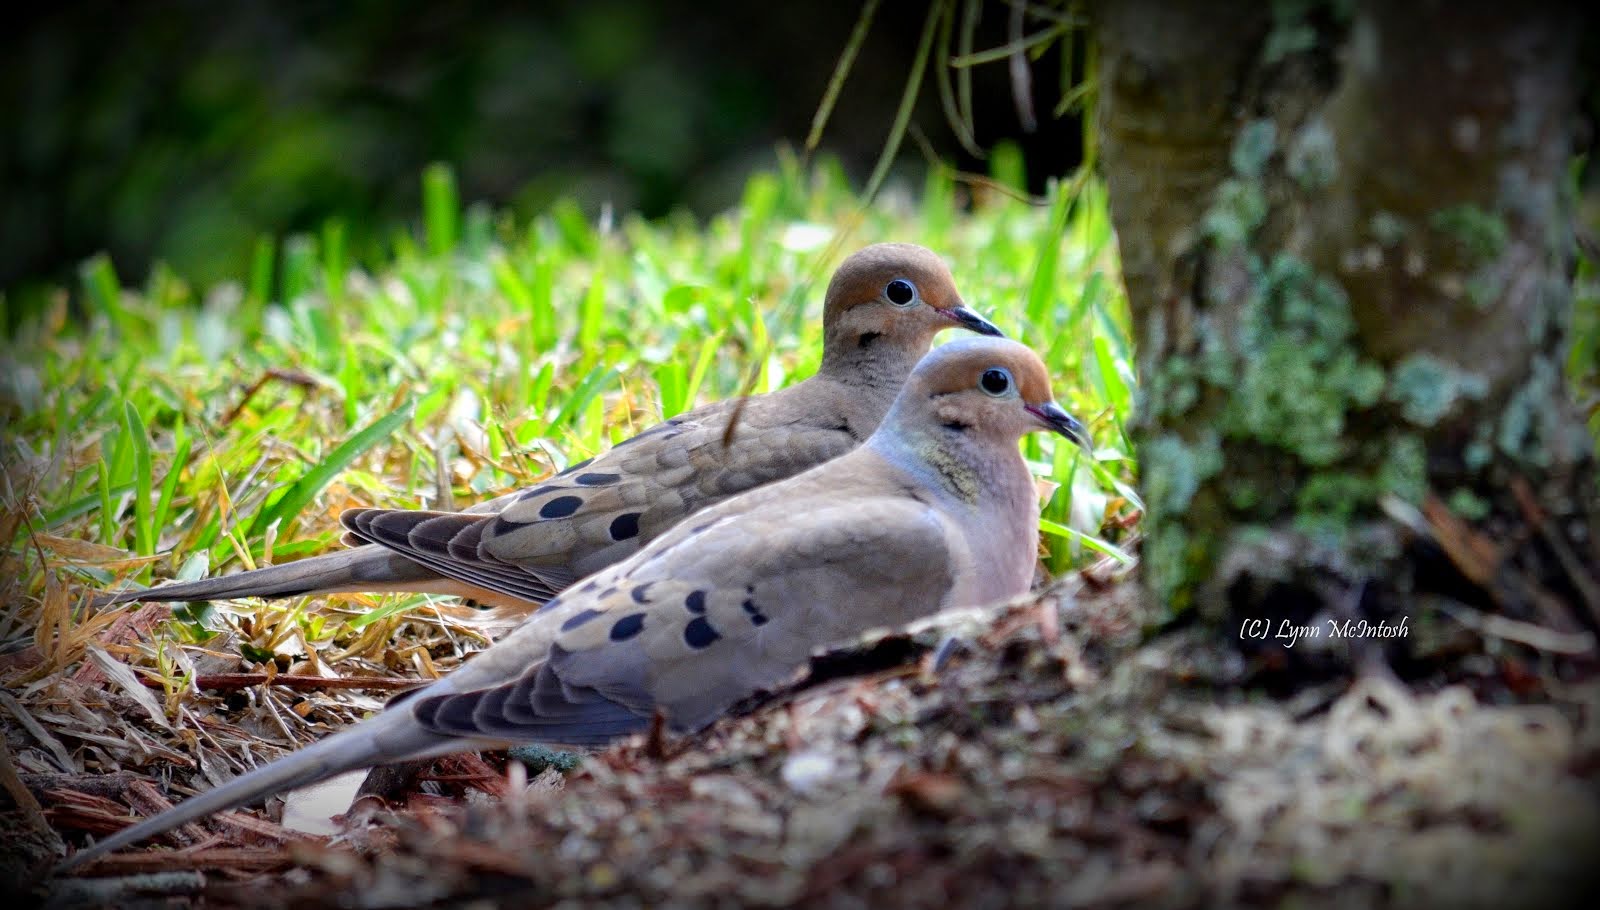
[0,156,1139,676]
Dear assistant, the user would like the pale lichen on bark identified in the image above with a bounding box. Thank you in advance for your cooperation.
[1091,0,1596,637]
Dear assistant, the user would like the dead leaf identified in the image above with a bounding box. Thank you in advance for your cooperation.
[34,533,163,567]
[86,646,173,731]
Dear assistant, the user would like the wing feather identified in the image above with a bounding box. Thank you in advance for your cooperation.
[403,487,957,745]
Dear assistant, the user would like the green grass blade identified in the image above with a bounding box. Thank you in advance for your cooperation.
[247,235,276,308]
[322,217,348,305]
[948,23,1062,68]
[681,330,725,414]
[933,0,983,158]
[80,253,128,337]
[578,263,607,362]
[152,423,192,544]
[282,235,319,306]
[1039,518,1135,566]
[1091,332,1132,418]
[248,401,415,538]
[19,483,136,540]
[423,163,460,257]
[122,401,155,556]
[543,365,618,438]
[346,593,439,630]
[491,253,534,313]
[654,362,687,418]
[989,140,1026,193]
[96,458,116,545]
[863,1,941,201]
[958,0,979,137]
[805,0,881,155]
[1025,184,1075,326]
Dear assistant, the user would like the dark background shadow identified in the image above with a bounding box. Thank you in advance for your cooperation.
[1,0,1087,303]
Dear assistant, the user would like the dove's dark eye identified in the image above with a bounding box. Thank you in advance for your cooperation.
[885,278,917,306]
[980,368,1012,396]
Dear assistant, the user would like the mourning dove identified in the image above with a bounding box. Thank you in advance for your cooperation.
[96,244,1000,610]
[59,336,1087,869]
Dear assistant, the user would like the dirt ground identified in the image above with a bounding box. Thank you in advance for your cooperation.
[5,564,1600,909]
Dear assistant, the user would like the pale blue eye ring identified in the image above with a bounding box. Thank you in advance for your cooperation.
[980,367,1012,396]
[885,278,917,306]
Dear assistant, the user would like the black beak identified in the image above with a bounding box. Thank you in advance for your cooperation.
[943,305,1005,338]
[1027,402,1092,452]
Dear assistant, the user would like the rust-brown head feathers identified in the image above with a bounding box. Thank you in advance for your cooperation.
[819,243,1001,345]
[890,336,1090,449]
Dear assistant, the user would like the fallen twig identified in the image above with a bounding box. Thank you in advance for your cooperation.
[20,770,141,799]
[124,778,208,845]
[45,871,207,903]
[1437,600,1595,655]
[1511,476,1600,628]
[64,845,299,874]
[220,367,322,426]
[138,672,423,693]
[0,736,51,833]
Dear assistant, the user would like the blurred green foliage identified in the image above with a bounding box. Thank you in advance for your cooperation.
[0,160,1139,601]
[0,1,784,301]
[2,0,1092,314]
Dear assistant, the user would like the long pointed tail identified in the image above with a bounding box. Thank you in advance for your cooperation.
[55,707,463,872]
[93,547,443,608]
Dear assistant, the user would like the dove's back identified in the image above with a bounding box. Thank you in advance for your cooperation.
[339,374,873,608]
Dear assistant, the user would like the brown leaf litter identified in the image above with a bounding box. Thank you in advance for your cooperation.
[3,560,1600,908]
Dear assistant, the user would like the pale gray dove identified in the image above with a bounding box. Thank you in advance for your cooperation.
[59,335,1088,869]
[95,244,1000,610]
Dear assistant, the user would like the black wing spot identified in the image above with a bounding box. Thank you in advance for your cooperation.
[685,590,707,614]
[610,512,642,541]
[741,598,769,626]
[576,472,622,486]
[683,616,721,649]
[630,583,653,604]
[540,495,584,519]
[516,484,560,502]
[610,613,646,641]
[561,608,603,631]
[493,515,529,534]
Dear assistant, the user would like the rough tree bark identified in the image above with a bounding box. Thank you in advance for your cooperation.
[1088,0,1599,667]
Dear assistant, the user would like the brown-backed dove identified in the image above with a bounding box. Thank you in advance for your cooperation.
[95,244,1000,610]
[59,336,1087,869]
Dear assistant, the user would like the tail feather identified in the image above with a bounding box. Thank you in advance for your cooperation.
[93,547,444,608]
[55,707,464,872]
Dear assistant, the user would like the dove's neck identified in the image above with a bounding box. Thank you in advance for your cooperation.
[868,423,1040,603]
[870,422,1031,510]
[800,337,936,438]
[816,333,932,400]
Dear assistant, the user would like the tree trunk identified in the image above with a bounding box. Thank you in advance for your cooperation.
[1088,0,1600,669]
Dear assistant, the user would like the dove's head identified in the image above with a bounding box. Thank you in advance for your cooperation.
[892,336,1091,450]
[819,244,1001,366]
